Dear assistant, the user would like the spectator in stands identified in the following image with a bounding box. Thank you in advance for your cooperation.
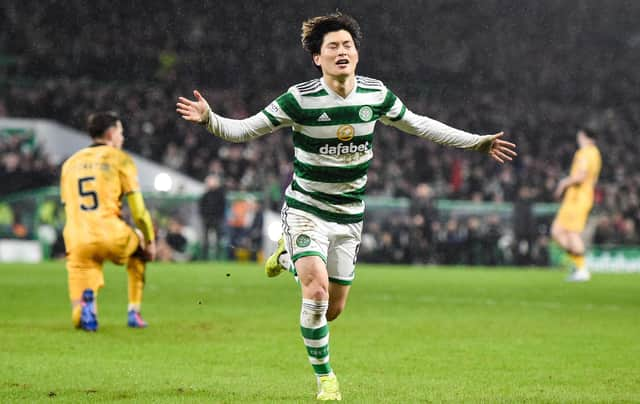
[199,174,226,260]
[512,185,536,265]
[409,183,436,264]
[157,218,189,262]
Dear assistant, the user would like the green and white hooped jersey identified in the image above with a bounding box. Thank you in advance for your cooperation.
[261,76,406,224]
[206,76,484,224]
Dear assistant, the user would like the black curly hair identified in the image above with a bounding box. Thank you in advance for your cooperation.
[301,12,362,70]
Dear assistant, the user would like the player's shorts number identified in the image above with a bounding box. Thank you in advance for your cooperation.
[78,176,98,211]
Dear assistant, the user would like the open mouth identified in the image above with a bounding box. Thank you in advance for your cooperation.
[336,59,349,66]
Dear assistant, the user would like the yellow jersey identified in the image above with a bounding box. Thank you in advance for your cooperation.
[60,144,140,247]
[562,144,601,208]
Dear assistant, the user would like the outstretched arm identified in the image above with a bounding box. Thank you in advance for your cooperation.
[385,110,517,163]
[176,90,275,142]
[473,132,518,164]
[176,90,211,124]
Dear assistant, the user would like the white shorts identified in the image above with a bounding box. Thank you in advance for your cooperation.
[281,205,362,285]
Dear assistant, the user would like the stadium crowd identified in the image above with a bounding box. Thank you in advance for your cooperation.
[1,0,639,263]
[0,130,57,197]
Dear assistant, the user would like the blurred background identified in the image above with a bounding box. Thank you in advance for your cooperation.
[1,0,638,269]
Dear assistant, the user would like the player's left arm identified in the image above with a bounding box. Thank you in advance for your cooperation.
[126,191,156,261]
[120,154,156,258]
[554,156,588,199]
[380,92,516,163]
[126,192,155,243]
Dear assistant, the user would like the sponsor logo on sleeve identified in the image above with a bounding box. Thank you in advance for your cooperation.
[268,103,280,114]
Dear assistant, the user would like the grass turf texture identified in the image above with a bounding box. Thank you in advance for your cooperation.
[1,262,639,403]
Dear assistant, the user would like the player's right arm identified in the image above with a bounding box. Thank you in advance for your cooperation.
[60,163,68,206]
[176,90,292,142]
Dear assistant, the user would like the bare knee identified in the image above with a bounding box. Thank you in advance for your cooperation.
[326,283,351,322]
[299,274,329,301]
[572,245,585,255]
[326,303,345,321]
[551,225,570,249]
[551,224,563,243]
[296,256,329,301]
[568,236,585,255]
[305,285,329,302]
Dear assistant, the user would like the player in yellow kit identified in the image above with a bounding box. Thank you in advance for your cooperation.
[60,111,156,330]
[551,128,601,282]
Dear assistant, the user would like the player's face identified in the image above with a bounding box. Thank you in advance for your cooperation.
[109,121,124,149]
[314,30,358,79]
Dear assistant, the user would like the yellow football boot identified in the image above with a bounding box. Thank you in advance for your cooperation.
[316,374,341,401]
[264,237,286,278]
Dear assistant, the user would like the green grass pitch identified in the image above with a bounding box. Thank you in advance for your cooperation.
[1,261,639,403]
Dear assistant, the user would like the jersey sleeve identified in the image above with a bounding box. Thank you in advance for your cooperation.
[127,192,155,241]
[59,163,68,204]
[586,148,599,169]
[378,88,407,124]
[261,90,297,129]
[205,92,295,143]
[590,148,602,174]
[119,152,140,195]
[571,150,589,175]
[379,87,484,150]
